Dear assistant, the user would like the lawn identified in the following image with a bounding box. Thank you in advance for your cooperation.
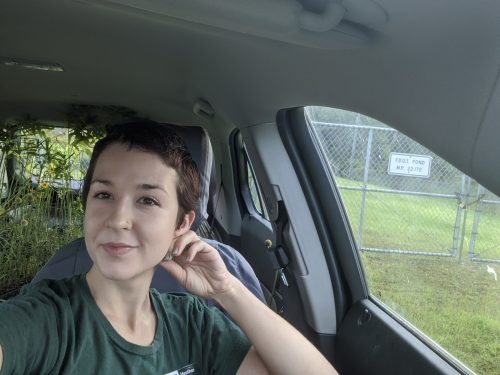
[361,253,500,375]
[337,179,500,260]
[336,176,500,374]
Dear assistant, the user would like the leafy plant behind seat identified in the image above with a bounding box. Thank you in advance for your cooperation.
[0,105,138,297]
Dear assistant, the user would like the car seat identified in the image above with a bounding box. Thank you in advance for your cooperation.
[31,123,265,304]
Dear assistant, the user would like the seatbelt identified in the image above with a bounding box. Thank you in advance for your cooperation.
[267,200,291,314]
[207,164,225,242]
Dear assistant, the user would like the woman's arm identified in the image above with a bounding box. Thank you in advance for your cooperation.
[161,231,338,374]
[216,276,337,375]
[0,345,3,371]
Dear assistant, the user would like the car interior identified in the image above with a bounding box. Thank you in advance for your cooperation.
[1,1,500,374]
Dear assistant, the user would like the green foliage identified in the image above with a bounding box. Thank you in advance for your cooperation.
[0,117,51,155]
[0,184,83,293]
[0,114,103,295]
[66,104,137,147]
[0,105,140,295]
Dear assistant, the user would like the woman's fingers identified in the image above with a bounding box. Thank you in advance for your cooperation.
[163,230,209,263]
[182,240,206,262]
[159,229,233,297]
[171,230,197,258]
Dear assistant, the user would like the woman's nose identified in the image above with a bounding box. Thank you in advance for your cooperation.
[105,200,132,230]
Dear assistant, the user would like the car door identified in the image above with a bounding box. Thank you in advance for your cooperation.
[233,108,496,374]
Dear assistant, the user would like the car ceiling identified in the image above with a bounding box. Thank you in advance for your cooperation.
[1,0,500,195]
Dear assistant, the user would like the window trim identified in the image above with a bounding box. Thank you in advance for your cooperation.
[231,129,270,219]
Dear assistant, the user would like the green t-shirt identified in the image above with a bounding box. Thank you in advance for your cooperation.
[0,275,251,374]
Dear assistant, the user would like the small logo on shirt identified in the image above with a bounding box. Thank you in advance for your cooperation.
[164,364,196,375]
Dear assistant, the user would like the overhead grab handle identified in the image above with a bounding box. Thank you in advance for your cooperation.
[193,98,215,120]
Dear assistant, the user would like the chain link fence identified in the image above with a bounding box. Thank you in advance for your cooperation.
[311,121,500,263]
[468,186,500,262]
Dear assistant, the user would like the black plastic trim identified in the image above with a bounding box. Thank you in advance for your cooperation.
[335,299,469,375]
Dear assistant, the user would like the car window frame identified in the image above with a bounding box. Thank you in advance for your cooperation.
[280,107,477,375]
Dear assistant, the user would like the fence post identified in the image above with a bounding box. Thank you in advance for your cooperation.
[451,208,461,257]
[358,128,373,248]
[458,175,471,262]
[348,127,358,178]
[451,174,466,256]
[349,114,361,178]
[468,185,485,260]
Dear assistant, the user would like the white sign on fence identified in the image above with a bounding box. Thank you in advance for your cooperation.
[388,153,432,178]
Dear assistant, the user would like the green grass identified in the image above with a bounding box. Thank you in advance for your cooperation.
[337,176,500,374]
[361,253,500,375]
[337,178,500,260]
[340,176,500,374]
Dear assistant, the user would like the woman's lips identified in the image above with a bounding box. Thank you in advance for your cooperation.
[102,243,136,256]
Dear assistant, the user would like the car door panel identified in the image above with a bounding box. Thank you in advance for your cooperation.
[336,299,463,375]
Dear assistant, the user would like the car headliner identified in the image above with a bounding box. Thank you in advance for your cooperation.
[1,0,500,195]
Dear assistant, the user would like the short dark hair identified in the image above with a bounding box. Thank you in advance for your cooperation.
[82,121,200,228]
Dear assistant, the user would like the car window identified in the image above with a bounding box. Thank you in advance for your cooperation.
[234,130,270,221]
[246,158,269,219]
[306,106,500,375]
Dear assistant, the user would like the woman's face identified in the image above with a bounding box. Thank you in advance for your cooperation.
[84,143,190,282]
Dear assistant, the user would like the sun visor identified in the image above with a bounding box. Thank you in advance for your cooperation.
[82,0,387,49]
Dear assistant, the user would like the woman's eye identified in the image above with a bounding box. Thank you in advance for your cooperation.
[94,192,111,200]
[138,197,159,206]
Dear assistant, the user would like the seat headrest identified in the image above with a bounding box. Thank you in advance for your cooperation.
[160,124,213,230]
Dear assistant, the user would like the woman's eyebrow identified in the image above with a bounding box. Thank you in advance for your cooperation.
[90,180,169,194]
[138,183,168,194]
[91,179,112,186]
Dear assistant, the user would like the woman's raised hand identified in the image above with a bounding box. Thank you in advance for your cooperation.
[159,231,236,298]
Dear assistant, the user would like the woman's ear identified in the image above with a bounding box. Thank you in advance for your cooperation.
[174,211,196,236]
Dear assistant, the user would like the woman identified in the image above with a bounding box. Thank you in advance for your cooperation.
[0,121,337,374]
